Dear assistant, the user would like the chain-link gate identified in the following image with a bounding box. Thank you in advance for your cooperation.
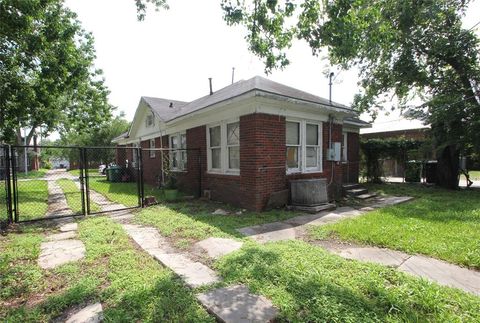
[84,146,143,214]
[1,144,201,224]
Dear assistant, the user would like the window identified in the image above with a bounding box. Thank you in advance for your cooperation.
[305,124,320,169]
[207,120,240,174]
[145,112,154,127]
[170,133,187,171]
[209,126,221,170]
[286,121,300,170]
[132,142,139,167]
[342,132,348,162]
[149,139,155,158]
[286,120,322,173]
[227,122,240,170]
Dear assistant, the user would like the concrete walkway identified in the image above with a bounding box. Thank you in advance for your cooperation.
[87,191,278,322]
[38,222,85,270]
[238,195,480,296]
[317,241,480,296]
[237,197,412,243]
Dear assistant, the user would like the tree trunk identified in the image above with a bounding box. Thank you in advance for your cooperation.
[436,145,459,189]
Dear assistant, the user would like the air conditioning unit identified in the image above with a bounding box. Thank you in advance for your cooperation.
[327,142,341,161]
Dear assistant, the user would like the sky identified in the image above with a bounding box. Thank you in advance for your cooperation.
[64,0,480,134]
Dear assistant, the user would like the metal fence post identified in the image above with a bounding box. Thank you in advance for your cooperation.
[3,145,13,224]
[83,148,91,214]
[79,148,86,216]
[137,147,144,207]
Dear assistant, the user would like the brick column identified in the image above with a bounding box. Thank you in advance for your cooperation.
[240,113,287,211]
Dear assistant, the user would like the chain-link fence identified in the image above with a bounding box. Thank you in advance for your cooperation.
[1,145,202,224]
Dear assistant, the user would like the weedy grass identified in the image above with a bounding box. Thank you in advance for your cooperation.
[0,217,213,322]
[309,183,480,268]
[136,201,300,248]
[216,240,480,322]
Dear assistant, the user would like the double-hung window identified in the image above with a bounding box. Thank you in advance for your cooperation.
[149,139,155,158]
[286,120,322,173]
[342,132,348,162]
[170,133,187,171]
[286,121,301,171]
[132,142,139,167]
[207,120,240,174]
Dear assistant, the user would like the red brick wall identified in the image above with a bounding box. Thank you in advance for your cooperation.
[240,113,287,211]
[141,136,167,187]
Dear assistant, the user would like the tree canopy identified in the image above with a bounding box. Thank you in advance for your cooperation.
[0,0,112,145]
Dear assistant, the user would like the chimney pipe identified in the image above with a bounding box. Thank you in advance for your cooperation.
[208,78,213,95]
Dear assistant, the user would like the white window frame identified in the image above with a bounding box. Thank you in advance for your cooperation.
[149,138,155,158]
[170,132,187,171]
[286,121,301,173]
[206,119,240,175]
[132,142,140,167]
[342,132,348,162]
[286,119,322,174]
[145,112,155,128]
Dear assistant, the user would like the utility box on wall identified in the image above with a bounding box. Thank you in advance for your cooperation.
[327,142,342,162]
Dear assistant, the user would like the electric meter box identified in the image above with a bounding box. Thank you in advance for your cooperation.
[327,142,342,161]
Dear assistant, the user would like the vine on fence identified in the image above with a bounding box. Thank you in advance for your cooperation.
[361,138,425,183]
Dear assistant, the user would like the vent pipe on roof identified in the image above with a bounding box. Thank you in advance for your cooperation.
[169,102,173,108]
[209,77,213,95]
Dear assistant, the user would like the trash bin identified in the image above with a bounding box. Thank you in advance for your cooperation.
[107,165,122,182]
[405,161,421,182]
[425,160,437,184]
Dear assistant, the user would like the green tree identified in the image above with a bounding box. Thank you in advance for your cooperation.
[218,0,480,189]
[0,0,112,145]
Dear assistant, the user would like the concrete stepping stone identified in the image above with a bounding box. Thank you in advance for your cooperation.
[122,224,175,254]
[195,237,243,259]
[38,239,86,269]
[398,255,480,296]
[336,246,411,267]
[46,231,76,241]
[237,222,298,243]
[65,302,103,323]
[122,224,220,287]
[153,253,220,288]
[196,285,278,323]
[60,223,78,232]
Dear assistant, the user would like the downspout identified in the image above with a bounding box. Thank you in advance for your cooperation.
[328,115,335,187]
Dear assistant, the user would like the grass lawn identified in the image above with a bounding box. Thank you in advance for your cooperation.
[460,170,480,183]
[15,169,48,179]
[16,180,48,221]
[136,202,300,249]
[87,177,164,207]
[56,179,100,214]
[215,240,480,322]
[309,183,480,269]
[67,168,99,177]
[0,217,213,322]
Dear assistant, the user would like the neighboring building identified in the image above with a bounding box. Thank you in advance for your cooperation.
[361,124,430,177]
[113,76,370,211]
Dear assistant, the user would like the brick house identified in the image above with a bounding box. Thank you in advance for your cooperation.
[113,76,370,211]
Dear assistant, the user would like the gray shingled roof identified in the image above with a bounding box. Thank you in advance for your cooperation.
[141,76,355,123]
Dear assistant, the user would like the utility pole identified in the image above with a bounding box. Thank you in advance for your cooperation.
[328,72,334,105]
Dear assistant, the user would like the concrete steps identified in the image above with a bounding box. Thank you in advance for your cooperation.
[343,184,377,200]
